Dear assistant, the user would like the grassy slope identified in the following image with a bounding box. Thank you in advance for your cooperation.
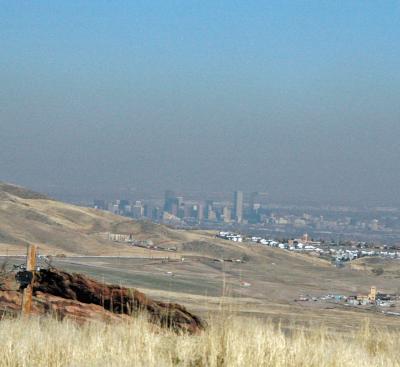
[0,182,189,255]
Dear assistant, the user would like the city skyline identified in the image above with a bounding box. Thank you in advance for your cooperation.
[89,186,400,246]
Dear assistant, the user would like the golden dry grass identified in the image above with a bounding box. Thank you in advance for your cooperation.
[0,185,190,256]
[0,314,399,367]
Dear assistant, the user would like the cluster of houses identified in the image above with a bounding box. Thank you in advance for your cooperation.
[250,236,324,252]
[330,248,400,262]
[298,287,399,310]
[97,232,154,247]
[217,231,323,252]
[217,231,400,262]
[216,232,243,242]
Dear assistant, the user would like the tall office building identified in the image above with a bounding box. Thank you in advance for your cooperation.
[197,203,204,222]
[132,201,144,218]
[164,190,177,213]
[249,192,258,211]
[248,191,261,223]
[222,206,231,223]
[204,200,213,219]
[233,190,244,223]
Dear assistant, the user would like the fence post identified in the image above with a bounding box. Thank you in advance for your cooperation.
[21,244,37,316]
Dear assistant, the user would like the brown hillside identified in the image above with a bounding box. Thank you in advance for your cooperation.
[0,182,188,255]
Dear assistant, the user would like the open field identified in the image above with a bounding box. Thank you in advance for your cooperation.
[0,315,399,367]
[3,247,400,331]
[46,252,400,330]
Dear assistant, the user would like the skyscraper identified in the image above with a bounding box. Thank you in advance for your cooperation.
[222,206,231,223]
[248,191,261,223]
[233,190,244,223]
[164,190,177,213]
[249,192,258,211]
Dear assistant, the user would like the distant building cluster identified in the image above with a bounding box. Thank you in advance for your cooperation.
[97,232,153,246]
[92,189,400,245]
[218,232,323,252]
[94,199,151,219]
[93,190,265,225]
[161,190,254,225]
[216,231,243,242]
[259,213,386,233]
[93,192,391,233]
[297,287,400,316]
[217,231,400,262]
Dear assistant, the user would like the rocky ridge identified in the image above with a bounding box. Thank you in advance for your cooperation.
[0,268,205,334]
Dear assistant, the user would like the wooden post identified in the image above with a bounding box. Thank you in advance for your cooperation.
[21,245,37,316]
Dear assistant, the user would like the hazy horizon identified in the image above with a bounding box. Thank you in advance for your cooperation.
[1,2,399,206]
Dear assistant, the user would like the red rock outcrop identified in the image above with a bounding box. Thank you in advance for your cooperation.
[0,289,129,323]
[0,269,205,334]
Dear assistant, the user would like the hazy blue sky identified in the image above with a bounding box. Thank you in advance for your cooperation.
[1,1,399,204]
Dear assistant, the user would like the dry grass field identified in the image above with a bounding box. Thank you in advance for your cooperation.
[0,314,399,367]
[0,182,193,256]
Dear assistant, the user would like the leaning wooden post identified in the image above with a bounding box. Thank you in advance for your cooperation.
[21,244,37,316]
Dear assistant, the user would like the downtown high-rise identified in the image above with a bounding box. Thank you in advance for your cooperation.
[233,190,244,223]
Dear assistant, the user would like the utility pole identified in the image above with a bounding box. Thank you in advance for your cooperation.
[21,245,37,316]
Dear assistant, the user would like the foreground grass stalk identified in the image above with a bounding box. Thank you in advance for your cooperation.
[0,315,398,367]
